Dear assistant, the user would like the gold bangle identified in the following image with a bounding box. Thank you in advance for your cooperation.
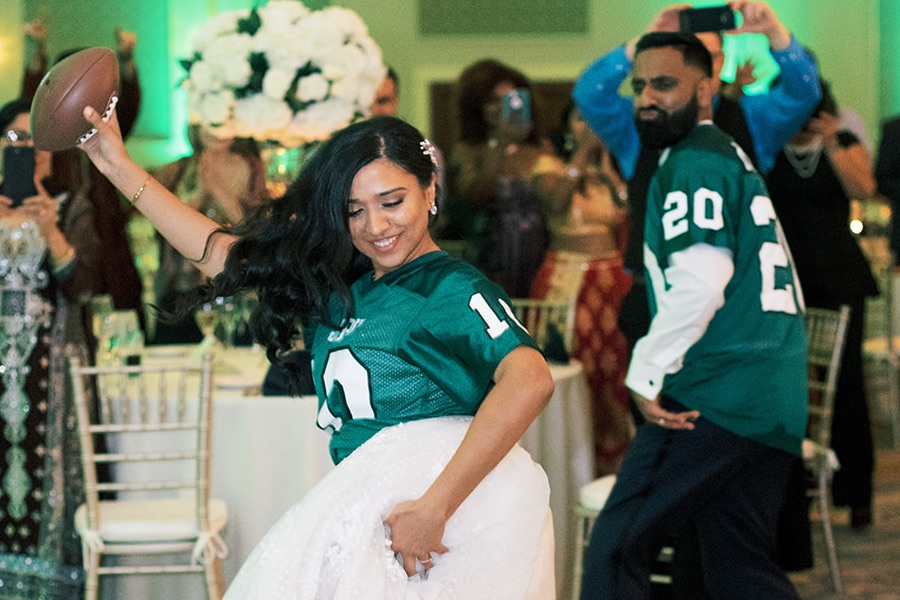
[130,176,151,205]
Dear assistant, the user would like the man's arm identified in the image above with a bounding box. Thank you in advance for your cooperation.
[733,1,821,173]
[626,243,734,401]
[21,20,47,102]
[572,47,641,179]
[572,4,690,179]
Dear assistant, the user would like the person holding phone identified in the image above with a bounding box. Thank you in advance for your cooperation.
[447,59,557,297]
[573,1,820,354]
[0,98,104,598]
[19,20,147,333]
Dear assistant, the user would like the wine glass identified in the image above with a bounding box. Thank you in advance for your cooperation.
[90,294,115,364]
[215,296,241,349]
[113,310,144,368]
[194,301,219,354]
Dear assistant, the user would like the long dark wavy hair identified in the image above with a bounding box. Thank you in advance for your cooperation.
[204,116,439,380]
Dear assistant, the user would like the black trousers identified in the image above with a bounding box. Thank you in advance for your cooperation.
[580,399,800,600]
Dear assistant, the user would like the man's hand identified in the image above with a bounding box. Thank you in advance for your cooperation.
[625,4,692,60]
[729,1,791,51]
[633,392,700,430]
[24,20,46,42]
[721,59,758,100]
[115,28,137,63]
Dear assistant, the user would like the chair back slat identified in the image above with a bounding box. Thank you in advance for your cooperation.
[69,355,215,533]
[804,306,851,449]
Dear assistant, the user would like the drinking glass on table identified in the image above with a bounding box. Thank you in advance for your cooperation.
[194,301,219,354]
[90,294,115,364]
[112,310,143,367]
[215,296,241,349]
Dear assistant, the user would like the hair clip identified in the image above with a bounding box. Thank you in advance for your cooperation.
[420,139,438,168]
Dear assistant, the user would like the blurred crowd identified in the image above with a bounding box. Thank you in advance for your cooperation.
[0,4,897,598]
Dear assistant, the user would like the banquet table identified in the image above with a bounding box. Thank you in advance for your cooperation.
[102,347,594,599]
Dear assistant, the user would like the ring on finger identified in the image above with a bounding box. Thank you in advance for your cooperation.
[658,417,666,426]
[420,557,432,564]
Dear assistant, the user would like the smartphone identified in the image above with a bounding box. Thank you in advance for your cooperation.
[679,6,737,33]
[0,145,38,207]
[501,88,531,126]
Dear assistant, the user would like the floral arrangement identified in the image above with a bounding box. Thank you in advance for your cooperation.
[180,1,385,147]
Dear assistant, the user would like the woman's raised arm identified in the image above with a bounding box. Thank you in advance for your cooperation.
[79,106,236,278]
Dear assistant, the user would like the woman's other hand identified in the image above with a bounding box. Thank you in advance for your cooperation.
[384,498,450,577]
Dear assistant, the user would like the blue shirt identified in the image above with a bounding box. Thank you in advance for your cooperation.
[573,36,821,178]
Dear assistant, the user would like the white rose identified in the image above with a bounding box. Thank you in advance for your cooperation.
[295,73,330,103]
[204,33,254,87]
[263,67,295,100]
[320,43,367,82]
[258,0,309,29]
[190,11,244,54]
[294,13,342,55]
[198,90,235,124]
[187,60,219,94]
[255,30,311,72]
[320,7,368,39]
[289,98,355,142]
[234,96,293,141]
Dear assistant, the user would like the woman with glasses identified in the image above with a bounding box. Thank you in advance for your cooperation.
[0,98,104,599]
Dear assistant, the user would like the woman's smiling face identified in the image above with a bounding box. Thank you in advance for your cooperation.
[347,157,438,279]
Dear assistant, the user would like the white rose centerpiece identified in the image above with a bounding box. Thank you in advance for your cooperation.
[180,1,385,147]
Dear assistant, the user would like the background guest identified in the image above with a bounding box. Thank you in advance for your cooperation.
[21,20,146,330]
[370,66,400,118]
[0,98,104,599]
[151,124,265,344]
[875,114,900,265]
[447,58,556,297]
[768,80,879,530]
[531,103,633,475]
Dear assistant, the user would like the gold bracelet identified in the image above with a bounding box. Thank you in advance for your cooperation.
[130,176,151,205]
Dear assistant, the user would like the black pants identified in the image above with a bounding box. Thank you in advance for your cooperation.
[580,399,800,600]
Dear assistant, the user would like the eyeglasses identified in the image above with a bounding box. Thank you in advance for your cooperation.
[4,129,33,144]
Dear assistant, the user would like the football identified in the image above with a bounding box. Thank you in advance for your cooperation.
[30,47,120,152]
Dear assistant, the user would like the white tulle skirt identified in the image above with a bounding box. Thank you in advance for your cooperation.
[223,416,555,600]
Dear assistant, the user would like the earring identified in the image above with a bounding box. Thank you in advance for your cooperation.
[429,204,438,215]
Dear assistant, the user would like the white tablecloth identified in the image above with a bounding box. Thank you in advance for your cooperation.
[522,361,596,599]
[103,350,593,599]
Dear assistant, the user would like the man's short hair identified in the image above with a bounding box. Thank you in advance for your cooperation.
[386,66,399,91]
[635,32,713,78]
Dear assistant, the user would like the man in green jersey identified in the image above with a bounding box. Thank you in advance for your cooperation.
[580,32,807,599]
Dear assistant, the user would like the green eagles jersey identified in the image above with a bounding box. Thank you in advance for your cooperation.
[310,251,539,464]
[645,124,808,455]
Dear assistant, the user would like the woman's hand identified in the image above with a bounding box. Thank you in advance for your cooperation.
[384,498,450,577]
[0,195,13,219]
[18,193,61,237]
[78,106,129,179]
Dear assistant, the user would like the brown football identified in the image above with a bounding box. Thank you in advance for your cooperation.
[30,47,120,152]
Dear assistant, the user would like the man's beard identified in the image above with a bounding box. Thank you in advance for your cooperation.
[634,93,699,150]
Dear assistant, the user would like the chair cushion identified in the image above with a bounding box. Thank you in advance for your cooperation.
[579,475,617,511]
[75,497,228,543]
